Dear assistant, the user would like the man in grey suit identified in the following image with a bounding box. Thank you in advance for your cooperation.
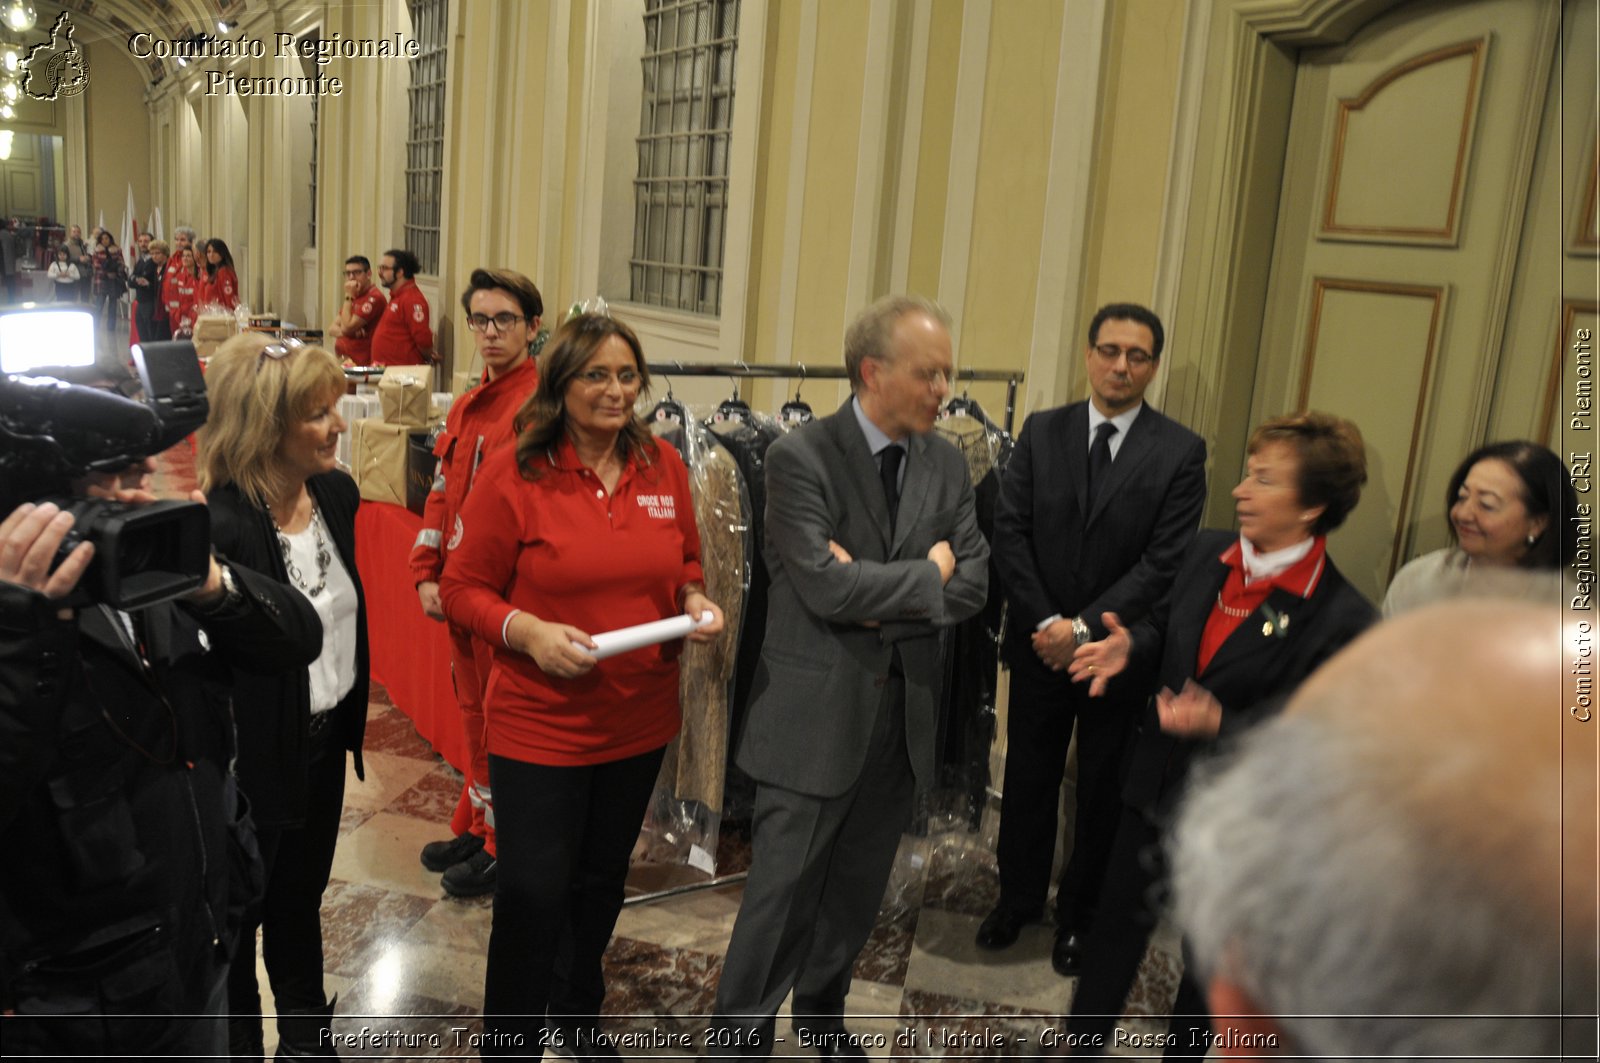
[980,302,1206,977]
[713,296,989,1056]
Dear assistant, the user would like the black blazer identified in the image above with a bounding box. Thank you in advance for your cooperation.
[1120,529,1376,820]
[208,471,368,827]
[992,400,1206,689]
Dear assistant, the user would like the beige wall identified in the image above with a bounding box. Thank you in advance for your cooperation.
[82,41,151,236]
[116,0,1190,422]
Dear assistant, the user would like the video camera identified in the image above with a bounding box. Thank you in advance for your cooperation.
[0,308,211,608]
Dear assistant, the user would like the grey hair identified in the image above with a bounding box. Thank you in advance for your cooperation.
[1170,713,1564,1061]
[843,294,951,392]
[174,225,196,240]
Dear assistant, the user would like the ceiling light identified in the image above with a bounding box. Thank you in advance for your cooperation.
[4,4,35,34]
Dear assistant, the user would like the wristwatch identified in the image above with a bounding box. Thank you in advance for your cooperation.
[1071,616,1092,647]
[194,562,243,614]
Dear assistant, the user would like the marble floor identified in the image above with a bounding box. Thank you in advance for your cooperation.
[145,426,1187,1060]
[232,683,1186,1061]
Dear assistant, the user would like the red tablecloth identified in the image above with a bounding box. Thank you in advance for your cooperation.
[356,501,465,770]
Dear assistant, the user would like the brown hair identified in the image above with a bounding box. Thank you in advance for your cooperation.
[513,313,656,479]
[1247,411,1367,535]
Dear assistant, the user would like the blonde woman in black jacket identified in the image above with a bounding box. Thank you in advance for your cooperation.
[198,333,368,1059]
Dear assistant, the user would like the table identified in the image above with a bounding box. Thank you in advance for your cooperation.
[355,500,465,770]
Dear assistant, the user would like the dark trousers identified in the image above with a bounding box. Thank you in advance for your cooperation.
[1064,802,1168,1049]
[227,736,347,1021]
[481,744,666,1055]
[994,659,1135,929]
[94,289,121,330]
[712,676,914,1056]
[135,299,170,343]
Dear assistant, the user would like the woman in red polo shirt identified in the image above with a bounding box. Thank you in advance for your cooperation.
[200,237,240,311]
[167,246,202,338]
[441,312,724,1056]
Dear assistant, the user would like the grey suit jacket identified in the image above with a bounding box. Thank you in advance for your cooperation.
[736,400,990,798]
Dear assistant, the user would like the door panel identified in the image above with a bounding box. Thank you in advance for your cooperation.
[1253,0,1562,600]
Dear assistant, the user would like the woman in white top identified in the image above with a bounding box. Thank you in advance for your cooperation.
[1383,440,1573,616]
[197,332,368,1058]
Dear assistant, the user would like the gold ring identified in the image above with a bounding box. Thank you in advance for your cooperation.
[1087,665,1095,674]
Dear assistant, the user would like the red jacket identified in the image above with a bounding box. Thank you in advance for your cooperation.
[167,270,201,337]
[200,265,239,311]
[439,438,705,765]
[334,285,387,366]
[408,356,540,586]
[369,279,432,365]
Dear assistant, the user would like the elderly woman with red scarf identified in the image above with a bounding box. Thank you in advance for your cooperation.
[1062,411,1377,1058]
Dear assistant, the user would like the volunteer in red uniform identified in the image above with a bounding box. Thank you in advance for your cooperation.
[440,313,725,1055]
[167,246,202,338]
[369,248,436,366]
[410,267,544,898]
[328,255,387,365]
[160,226,196,319]
[200,238,240,311]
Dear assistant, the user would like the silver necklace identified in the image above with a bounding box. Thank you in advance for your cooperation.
[271,501,331,597]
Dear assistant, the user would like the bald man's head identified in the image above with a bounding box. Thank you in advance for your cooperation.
[1171,601,1590,1060]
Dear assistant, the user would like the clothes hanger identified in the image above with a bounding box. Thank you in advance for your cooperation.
[713,375,752,425]
[779,365,814,426]
[650,374,688,426]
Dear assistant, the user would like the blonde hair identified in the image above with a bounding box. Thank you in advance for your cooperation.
[198,332,346,506]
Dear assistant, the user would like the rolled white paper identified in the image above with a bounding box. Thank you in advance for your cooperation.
[574,610,713,660]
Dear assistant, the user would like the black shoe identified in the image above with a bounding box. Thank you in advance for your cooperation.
[1051,929,1085,977]
[975,905,1033,950]
[420,830,485,872]
[792,1019,866,1060]
[441,848,497,897]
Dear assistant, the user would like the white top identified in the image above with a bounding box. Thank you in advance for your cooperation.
[47,262,79,283]
[280,517,359,713]
[1087,402,1142,461]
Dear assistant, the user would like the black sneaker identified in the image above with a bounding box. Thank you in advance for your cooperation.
[441,848,498,897]
[420,830,485,872]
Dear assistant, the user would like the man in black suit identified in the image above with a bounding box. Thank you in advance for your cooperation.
[981,302,1205,976]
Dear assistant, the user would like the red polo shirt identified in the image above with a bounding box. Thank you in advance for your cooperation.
[335,285,387,365]
[369,278,432,365]
[439,437,705,766]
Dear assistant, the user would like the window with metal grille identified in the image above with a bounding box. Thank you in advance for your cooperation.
[630,0,739,316]
[405,0,448,274]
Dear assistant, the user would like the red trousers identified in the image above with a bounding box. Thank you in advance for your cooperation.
[448,624,497,855]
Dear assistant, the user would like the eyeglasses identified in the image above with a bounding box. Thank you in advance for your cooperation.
[575,367,641,388]
[257,338,304,369]
[342,268,366,277]
[466,312,526,333]
[1092,343,1155,368]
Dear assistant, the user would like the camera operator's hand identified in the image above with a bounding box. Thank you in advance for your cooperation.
[0,502,93,602]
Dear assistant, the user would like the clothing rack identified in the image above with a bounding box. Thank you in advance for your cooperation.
[645,361,1025,433]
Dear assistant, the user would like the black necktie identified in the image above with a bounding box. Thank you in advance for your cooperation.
[880,444,904,529]
[1087,422,1118,503]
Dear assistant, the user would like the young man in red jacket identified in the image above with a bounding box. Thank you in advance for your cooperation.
[370,248,437,366]
[409,267,543,897]
[328,255,387,365]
